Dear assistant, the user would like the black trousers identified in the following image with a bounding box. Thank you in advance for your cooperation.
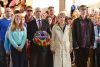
[11,46,28,67]
[96,52,100,67]
[95,43,100,67]
[0,40,7,67]
[48,48,53,67]
[74,47,89,67]
[88,49,95,67]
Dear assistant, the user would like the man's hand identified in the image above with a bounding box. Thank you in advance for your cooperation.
[74,47,79,49]
[97,38,100,42]
[51,50,55,54]
[90,45,93,49]
[6,52,10,56]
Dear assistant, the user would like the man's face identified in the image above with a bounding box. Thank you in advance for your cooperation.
[35,8,41,18]
[79,8,87,16]
[49,8,54,15]
[26,8,33,16]
[5,8,12,18]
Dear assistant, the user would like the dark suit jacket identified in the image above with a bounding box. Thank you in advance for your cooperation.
[72,16,95,48]
[27,19,51,53]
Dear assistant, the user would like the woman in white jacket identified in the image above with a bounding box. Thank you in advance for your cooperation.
[51,12,72,67]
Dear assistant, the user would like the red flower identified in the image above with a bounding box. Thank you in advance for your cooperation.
[43,41,47,46]
[46,38,50,42]
[34,31,50,46]
[35,38,41,43]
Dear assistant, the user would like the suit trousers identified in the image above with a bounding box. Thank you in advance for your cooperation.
[74,47,89,67]
[29,46,51,67]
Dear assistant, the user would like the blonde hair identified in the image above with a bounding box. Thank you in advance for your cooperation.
[96,16,100,19]
[58,11,66,18]
[57,11,66,24]
[72,9,80,19]
[10,14,24,31]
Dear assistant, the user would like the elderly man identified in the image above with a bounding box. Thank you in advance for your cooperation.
[27,7,51,67]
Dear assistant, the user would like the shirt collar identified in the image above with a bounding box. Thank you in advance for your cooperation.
[79,16,87,21]
[4,17,12,20]
[34,16,41,21]
[36,18,42,22]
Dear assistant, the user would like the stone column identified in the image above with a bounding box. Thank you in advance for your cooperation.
[26,0,33,6]
[59,0,66,12]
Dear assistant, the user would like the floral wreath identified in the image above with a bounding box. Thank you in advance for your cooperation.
[33,31,50,46]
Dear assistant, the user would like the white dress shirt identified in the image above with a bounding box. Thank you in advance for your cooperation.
[36,18,42,29]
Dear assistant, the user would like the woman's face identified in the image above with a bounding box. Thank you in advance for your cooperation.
[58,15,65,24]
[67,19,72,25]
[48,17,52,24]
[15,15,22,25]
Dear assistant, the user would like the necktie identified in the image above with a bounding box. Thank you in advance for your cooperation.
[38,20,41,29]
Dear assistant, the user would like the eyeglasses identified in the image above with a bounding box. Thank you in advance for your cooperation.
[27,10,32,12]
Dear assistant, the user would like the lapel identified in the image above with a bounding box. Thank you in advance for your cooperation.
[40,19,47,30]
[33,19,38,30]
[41,19,44,29]
[57,24,63,34]
[57,24,67,34]
[56,24,67,41]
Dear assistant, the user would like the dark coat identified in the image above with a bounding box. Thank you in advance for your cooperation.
[27,19,51,53]
[72,16,95,48]
[27,19,52,67]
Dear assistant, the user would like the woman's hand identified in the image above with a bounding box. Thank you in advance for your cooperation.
[17,47,22,52]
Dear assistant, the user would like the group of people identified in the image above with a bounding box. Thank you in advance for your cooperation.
[0,3,100,67]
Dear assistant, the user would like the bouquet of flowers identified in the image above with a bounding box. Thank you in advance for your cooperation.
[33,31,50,46]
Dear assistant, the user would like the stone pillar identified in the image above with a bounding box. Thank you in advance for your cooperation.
[59,0,66,12]
[26,0,33,6]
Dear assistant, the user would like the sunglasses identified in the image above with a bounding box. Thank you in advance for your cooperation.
[27,10,32,12]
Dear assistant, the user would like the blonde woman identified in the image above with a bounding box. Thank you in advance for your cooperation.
[7,13,27,67]
[51,12,72,67]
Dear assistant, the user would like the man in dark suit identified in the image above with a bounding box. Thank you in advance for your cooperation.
[72,5,95,67]
[27,7,51,67]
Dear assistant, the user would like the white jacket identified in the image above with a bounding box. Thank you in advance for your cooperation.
[51,24,72,67]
